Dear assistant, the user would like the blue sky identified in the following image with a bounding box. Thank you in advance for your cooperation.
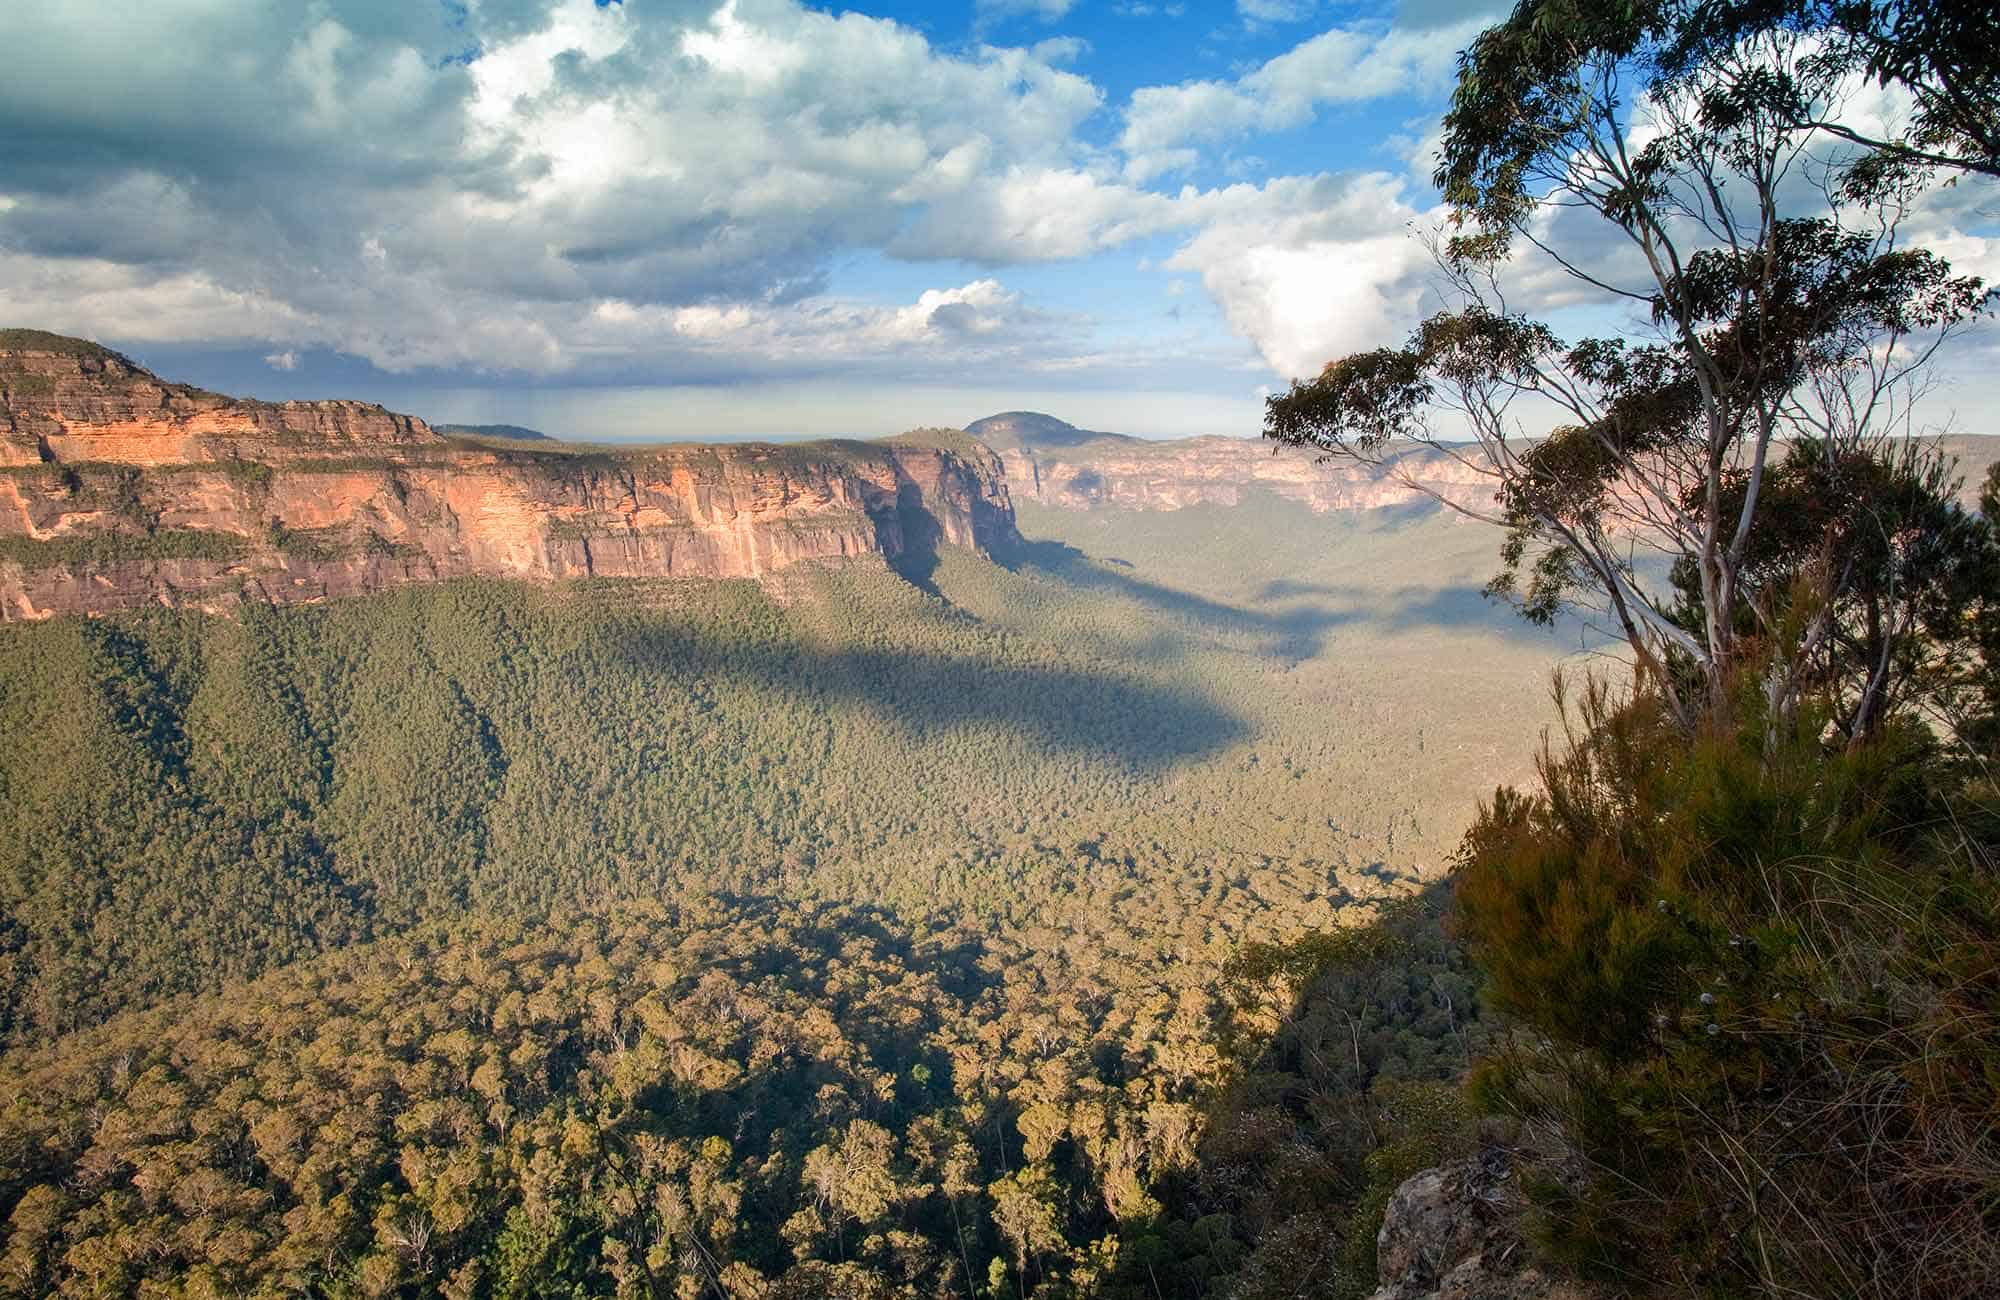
[1,0,1992,440]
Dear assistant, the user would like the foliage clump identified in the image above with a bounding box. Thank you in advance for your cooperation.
[0,329,128,362]
[1267,0,1998,738]
[1454,675,2000,1298]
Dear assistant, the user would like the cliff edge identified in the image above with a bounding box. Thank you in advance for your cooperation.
[971,411,1499,515]
[978,410,2000,517]
[0,332,1017,620]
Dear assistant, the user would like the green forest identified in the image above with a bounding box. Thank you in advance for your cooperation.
[0,882,1483,1299]
[6,453,1995,1298]
[0,500,1566,1047]
[0,500,1547,1298]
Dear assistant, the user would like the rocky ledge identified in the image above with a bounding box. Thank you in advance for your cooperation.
[0,332,1017,620]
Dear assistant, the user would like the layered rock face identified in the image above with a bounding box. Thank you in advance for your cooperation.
[0,334,1017,621]
[967,413,1497,516]
[0,331,436,468]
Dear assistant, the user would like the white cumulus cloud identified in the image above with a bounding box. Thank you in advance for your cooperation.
[0,0,1104,374]
[1119,16,1485,181]
[1166,172,1440,378]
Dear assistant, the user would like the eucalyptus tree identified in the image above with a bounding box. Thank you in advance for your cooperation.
[1266,0,1994,738]
[1661,0,2000,184]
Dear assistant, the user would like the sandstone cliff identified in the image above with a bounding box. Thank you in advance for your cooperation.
[0,333,1016,621]
[970,411,2000,518]
[967,412,1499,515]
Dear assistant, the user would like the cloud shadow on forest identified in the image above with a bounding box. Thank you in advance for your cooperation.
[999,536,1589,665]
[600,618,1251,774]
[998,536,1352,662]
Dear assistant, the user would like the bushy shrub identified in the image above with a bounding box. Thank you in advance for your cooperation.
[1455,676,2000,1298]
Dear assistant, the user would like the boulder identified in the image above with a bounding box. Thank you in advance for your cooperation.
[1369,1153,1595,1300]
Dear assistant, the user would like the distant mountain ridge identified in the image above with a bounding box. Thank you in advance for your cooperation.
[964,410,1498,515]
[436,422,555,442]
[963,411,1141,452]
[0,331,1017,620]
[967,410,2000,517]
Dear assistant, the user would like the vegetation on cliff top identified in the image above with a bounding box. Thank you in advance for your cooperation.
[1457,671,2000,1298]
[0,529,252,573]
[434,424,555,443]
[1247,0,2000,1293]
[0,329,129,363]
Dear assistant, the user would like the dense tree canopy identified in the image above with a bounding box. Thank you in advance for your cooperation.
[0,500,1560,1049]
[0,498,1560,1297]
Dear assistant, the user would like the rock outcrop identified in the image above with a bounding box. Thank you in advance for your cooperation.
[1368,1154,1595,1300]
[0,333,1017,621]
[0,330,435,469]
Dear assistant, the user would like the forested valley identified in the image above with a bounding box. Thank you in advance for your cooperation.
[8,0,2000,1292]
[5,459,1999,1300]
[0,501,1558,1298]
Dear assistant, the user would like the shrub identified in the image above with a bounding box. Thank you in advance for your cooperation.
[1455,676,2000,1298]
[0,529,250,572]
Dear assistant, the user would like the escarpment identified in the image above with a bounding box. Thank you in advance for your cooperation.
[967,411,1499,515]
[0,330,434,467]
[0,333,1016,620]
[969,411,2000,518]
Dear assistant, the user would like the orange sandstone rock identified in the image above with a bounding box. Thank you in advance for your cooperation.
[0,335,1016,620]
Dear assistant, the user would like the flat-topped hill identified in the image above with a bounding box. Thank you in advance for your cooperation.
[435,422,555,442]
[964,410,1142,452]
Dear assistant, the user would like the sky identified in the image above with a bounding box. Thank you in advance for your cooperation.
[1,0,1994,441]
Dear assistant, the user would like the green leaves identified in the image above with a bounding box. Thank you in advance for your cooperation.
[1454,681,2000,1295]
[1265,348,1433,454]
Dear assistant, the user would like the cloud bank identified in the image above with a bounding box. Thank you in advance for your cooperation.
[7,0,1979,422]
